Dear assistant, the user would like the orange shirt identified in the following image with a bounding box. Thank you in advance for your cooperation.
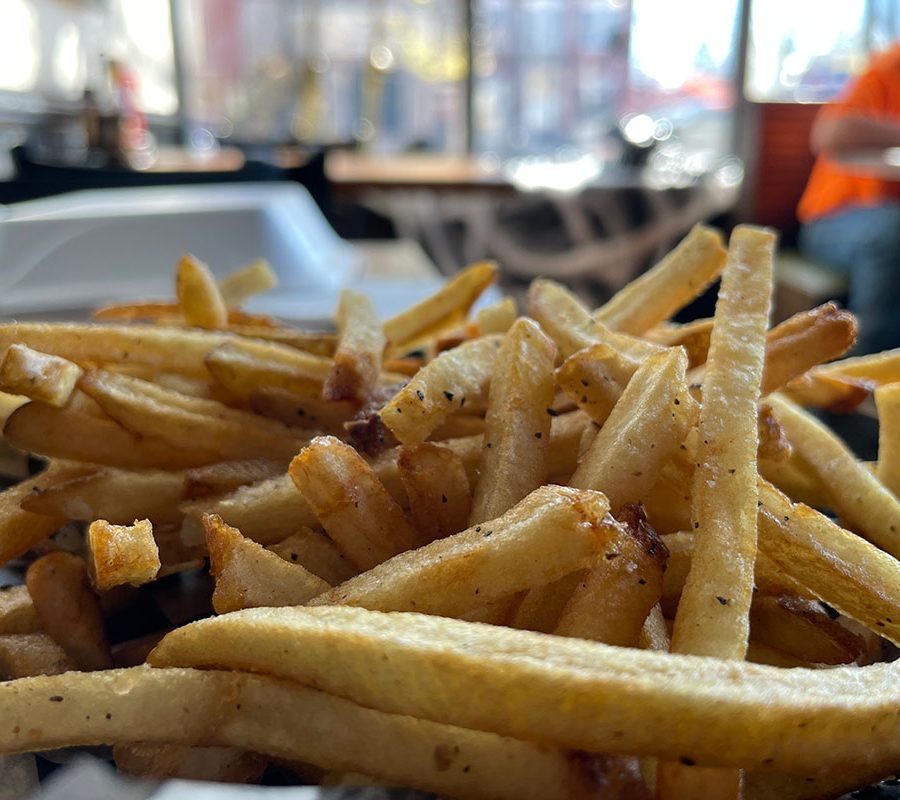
[797,45,900,223]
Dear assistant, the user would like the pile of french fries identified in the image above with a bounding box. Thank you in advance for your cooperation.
[0,230,898,799]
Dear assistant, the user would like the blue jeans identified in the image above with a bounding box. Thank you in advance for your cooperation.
[799,203,900,354]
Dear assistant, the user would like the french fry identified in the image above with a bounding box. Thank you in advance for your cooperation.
[639,604,670,652]
[218,258,278,307]
[749,594,868,666]
[0,667,607,800]
[875,382,900,497]
[473,296,517,335]
[758,451,832,509]
[569,347,692,511]
[662,225,774,800]
[0,633,76,679]
[397,443,471,542]
[22,468,185,525]
[25,552,112,670]
[555,343,640,425]
[79,371,305,463]
[757,480,900,646]
[87,519,161,591]
[646,318,714,368]
[183,460,286,500]
[593,225,727,334]
[226,326,337,356]
[150,605,900,776]
[267,528,357,586]
[383,261,497,346]
[760,303,857,396]
[322,289,386,403]
[671,225,775,659]
[204,515,330,614]
[815,347,900,384]
[469,319,556,525]
[379,336,501,445]
[756,402,793,462]
[289,436,420,570]
[249,387,356,433]
[0,587,38,636]
[768,393,900,558]
[4,401,204,470]
[0,344,83,407]
[0,462,91,565]
[176,254,228,329]
[528,278,660,360]
[554,505,668,647]
[308,485,618,618]
[781,370,870,412]
[508,573,585,633]
[205,342,331,401]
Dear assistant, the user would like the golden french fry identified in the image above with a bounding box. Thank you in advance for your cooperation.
[781,371,870,412]
[760,303,857,395]
[646,318,714,368]
[183,460,286,500]
[569,348,692,512]
[875,382,900,497]
[383,261,497,346]
[757,451,832,509]
[26,552,112,670]
[79,370,304,463]
[249,387,356,433]
[672,225,775,660]
[150,605,900,776]
[469,319,556,525]
[0,667,605,800]
[554,505,667,647]
[473,297,517,335]
[0,344,83,407]
[749,594,868,666]
[508,573,584,633]
[114,742,268,784]
[226,325,337,356]
[0,462,90,565]
[0,587,38,636]
[267,527,357,586]
[309,485,618,618]
[323,290,386,404]
[757,480,900,646]
[769,393,900,558]
[204,514,330,614]
[815,348,900,384]
[289,436,420,570]
[756,402,793,463]
[379,336,501,445]
[87,519,161,591]
[176,254,228,329]
[0,633,76,679]
[218,258,278,307]
[397,443,471,542]
[555,343,640,425]
[593,225,727,334]
[22,468,184,525]
[528,278,660,360]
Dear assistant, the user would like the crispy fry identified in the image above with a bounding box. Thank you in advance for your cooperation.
[226,325,337,356]
[815,347,900,384]
[379,336,501,445]
[397,443,471,542]
[469,319,556,525]
[593,225,727,334]
[555,343,640,425]
[267,528,357,586]
[249,388,355,433]
[26,552,112,670]
[0,587,38,636]
[781,370,870,412]
[769,393,900,558]
[218,258,278,307]
[569,348,692,512]
[176,254,228,329]
[22,468,184,524]
[309,486,618,618]
[473,297,517,335]
[646,318,714,368]
[0,344,83,407]
[183,460,286,500]
[383,261,497,346]
[0,633,76,679]
[508,573,585,633]
[323,290,386,403]
[150,606,900,776]
[204,515,330,614]
[875,382,900,497]
[87,519,161,591]
[289,436,420,570]
[0,667,606,800]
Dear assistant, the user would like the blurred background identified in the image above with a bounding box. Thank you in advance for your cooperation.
[1,0,899,317]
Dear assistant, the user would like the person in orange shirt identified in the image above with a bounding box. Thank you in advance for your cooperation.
[798,44,900,353]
